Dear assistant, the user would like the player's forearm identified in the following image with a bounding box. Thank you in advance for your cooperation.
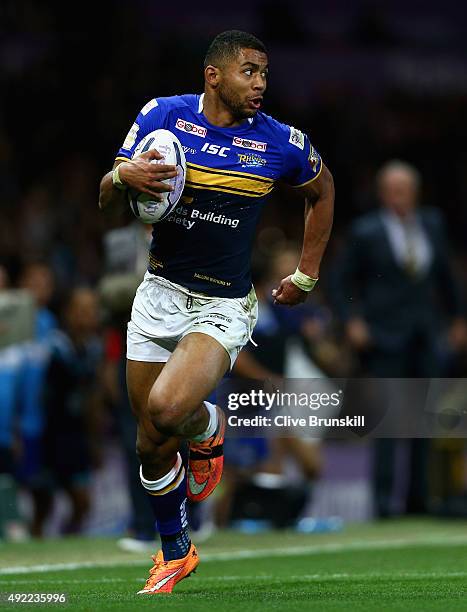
[98,170,128,214]
[298,176,334,278]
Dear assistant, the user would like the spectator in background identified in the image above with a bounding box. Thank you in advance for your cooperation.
[331,160,467,517]
[16,262,57,537]
[41,288,102,534]
[0,266,30,541]
[0,342,25,541]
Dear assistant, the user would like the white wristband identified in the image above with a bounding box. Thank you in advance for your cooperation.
[290,268,319,292]
[112,165,127,191]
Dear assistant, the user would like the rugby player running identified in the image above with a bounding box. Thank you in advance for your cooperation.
[99,30,334,594]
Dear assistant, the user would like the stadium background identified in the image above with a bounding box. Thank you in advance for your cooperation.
[1,0,467,587]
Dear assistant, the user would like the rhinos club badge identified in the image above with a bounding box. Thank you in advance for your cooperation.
[289,127,305,150]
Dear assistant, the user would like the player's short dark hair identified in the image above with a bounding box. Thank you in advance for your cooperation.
[204,30,267,68]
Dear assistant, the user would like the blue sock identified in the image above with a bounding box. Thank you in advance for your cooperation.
[140,455,191,561]
[159,523,191,561]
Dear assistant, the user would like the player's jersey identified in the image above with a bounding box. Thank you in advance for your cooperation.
[116,94,322,297]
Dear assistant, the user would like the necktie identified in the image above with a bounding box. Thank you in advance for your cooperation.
[402,221,419,276]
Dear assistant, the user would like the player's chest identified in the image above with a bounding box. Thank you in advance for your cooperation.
[164,115,282,181]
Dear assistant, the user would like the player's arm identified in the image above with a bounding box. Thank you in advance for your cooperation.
[273,163,334,306]
[98,152,178,214]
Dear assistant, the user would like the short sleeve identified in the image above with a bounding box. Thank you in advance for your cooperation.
[280,126,322,188]
[115,98,164,162]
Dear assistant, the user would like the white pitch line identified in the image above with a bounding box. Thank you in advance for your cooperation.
[1,571,467,585]
[2,534,467,576]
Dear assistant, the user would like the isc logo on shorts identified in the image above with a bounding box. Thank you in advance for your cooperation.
[176,119,207,138]
[232,137,267,152]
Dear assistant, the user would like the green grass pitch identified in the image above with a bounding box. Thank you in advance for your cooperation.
[0,519,466,611]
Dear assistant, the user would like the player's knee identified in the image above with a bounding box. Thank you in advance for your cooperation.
[136,434,158,465]
[147,388,188,436]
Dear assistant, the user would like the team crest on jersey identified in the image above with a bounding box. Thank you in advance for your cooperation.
[123,123,140,150]
[289,127,305,150]
[308,146,320,172]
[237,153,267,168]
[175,119,207,138]
[232,137,267,152]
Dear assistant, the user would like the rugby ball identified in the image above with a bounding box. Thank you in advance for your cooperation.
[128,129,186,224]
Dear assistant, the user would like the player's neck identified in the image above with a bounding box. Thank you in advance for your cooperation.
[202,91,245,128]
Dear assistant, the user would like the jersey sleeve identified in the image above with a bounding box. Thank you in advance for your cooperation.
[115,98,165,162]
[280,126,323,188]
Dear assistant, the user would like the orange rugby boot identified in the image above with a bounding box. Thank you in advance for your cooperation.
[187,406,225,502]
[137,542,199,594]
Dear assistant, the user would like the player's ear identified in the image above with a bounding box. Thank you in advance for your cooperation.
[205,65,220,88]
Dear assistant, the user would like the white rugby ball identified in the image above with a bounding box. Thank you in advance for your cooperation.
[128,129,186,224]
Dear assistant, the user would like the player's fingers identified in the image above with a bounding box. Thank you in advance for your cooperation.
[274,294,292,306]
[272,285,283,305]
[150,170,177,180]
[148,164,177,175]
[144,181,174,193]
[272,284,283,297]
[141,149,163,160]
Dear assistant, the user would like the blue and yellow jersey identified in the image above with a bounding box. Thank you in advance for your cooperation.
[116,94,322,297]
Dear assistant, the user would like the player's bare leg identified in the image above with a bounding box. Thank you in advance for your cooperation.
[146,333,228,501]
[126,333,229,594]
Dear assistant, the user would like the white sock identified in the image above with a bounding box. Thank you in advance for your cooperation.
[140,453,184,493]
[190,401,218,443]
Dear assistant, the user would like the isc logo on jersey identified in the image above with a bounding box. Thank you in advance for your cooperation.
[232,137,267,152]
[175,119,207,138]
[201,143,230,157]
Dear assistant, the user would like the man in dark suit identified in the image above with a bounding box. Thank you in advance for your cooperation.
[332,160,466,517]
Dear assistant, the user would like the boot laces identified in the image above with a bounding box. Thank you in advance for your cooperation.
[144,555,167,588]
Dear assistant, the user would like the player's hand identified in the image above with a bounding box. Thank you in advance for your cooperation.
[118,150,178,200]
[272,275,308,306]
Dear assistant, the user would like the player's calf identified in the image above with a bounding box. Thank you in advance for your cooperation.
[138,448,198,594]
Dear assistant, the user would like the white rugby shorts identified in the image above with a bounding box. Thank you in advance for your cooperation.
[127,272,258,369]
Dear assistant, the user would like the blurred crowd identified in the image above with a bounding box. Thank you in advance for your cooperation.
[1,1,467,539]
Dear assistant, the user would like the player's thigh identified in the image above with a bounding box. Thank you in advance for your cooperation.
[126,359,166,420]
[150,332,230,410]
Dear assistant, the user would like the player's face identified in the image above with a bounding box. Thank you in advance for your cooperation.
[218,48,268,120]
